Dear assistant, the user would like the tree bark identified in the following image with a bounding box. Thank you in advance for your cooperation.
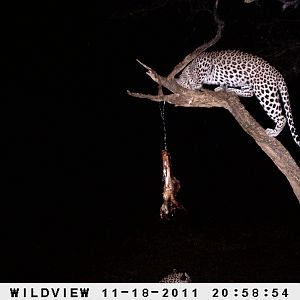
[127,0,300,203]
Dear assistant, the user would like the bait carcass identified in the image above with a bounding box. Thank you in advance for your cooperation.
[160,150,186,220]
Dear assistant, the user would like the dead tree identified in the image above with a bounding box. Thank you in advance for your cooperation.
[127,1,300,203]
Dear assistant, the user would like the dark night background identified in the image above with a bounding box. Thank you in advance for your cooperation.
[2,0,300,282]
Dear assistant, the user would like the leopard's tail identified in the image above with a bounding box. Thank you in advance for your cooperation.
[278,78,300,147]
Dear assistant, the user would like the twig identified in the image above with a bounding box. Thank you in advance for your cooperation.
[168,0,224,79]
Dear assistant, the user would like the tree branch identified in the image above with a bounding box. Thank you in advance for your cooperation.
[168,0,224,79]
[128,64,300,203]
[127,0,300,203]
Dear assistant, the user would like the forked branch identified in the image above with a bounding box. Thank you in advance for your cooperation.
[127,0,300,203]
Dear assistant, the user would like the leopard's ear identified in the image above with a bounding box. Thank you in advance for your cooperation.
[172,268,177,273]
[175,74,189,89]
[180,273,187,281]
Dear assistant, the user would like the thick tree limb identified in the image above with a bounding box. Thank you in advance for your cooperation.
[127,67,300,203]
[127,0,300,203]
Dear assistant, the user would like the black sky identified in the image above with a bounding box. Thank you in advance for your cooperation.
[2,0,300,282]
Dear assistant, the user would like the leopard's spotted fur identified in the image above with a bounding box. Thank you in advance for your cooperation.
[159,269,192,283]
[176,50,300,147]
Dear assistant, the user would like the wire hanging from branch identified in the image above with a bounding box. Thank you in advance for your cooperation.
[158,101,186,220]
[159,101,168,151]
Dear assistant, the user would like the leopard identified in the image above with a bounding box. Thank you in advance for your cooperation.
[159,269,192,283]
[176,50,300,147]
